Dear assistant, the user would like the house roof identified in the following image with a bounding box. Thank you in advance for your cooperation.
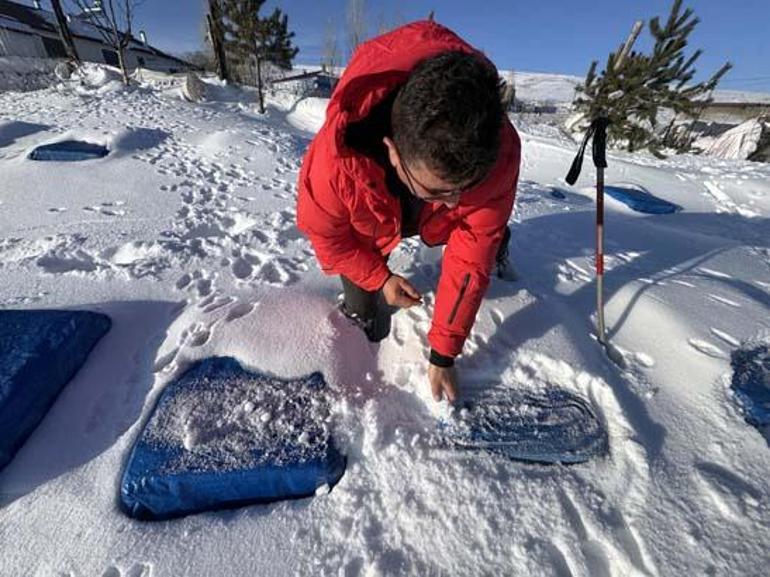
[0,0,193,67]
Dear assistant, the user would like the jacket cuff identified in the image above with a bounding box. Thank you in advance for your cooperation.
[357,264,391,292]
[375,271,393,292]
[429,349,455,368]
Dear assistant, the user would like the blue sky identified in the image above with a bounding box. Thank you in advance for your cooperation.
[47,1,770,93]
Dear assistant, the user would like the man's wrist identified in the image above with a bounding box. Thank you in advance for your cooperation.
[429,349,454,368]
[376,271,393,292]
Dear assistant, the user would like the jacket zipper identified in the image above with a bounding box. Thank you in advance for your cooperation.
[448,273,471,324]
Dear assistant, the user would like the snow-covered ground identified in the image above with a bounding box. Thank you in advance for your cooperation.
[1,69,769,577]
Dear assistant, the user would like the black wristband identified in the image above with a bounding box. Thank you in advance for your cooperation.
[429,349,454,368]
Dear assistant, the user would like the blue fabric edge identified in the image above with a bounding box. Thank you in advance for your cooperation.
[0,309,112,471]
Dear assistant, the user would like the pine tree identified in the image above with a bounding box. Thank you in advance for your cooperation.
[257,8,299,71]
[573,0,732,156]
[222,0,262,85]
[221,1,298,112]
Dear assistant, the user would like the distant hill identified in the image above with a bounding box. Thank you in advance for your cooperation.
[294,64,770,105]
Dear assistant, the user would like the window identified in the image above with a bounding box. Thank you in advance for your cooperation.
[42,36,66,59]
[101,49,119,66]
[137,56,145,67]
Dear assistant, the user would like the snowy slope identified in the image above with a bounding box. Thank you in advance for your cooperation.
[0,71,769,577]
[292,65,770,105]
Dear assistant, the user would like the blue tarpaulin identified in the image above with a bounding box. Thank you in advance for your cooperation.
[120,357,346,521]
[604,185,681,215]
[441,388,608,464]
[731,343,770,443]
[0,310,111,471]
[28,140,109,161]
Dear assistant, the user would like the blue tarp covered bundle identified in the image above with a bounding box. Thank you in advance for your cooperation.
[731,343,770,442]
[0,309,111,471]
[604,185,681,215]
[28,140,109,161]
[120,356,346,521]
[441,388,608,464]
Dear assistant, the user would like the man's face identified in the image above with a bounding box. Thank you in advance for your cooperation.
[383,137,468,208]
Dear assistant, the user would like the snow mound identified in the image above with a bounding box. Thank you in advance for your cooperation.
[286,97,328,134]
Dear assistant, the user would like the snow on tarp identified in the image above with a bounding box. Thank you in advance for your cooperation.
[604,185,681,215]
[28,140,109,162]
[730,342,770,443]
[706,118,770,162]
[441,388,608,464]
[0,310,111,472]
[120,356,346,521]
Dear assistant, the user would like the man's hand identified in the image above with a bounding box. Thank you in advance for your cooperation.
[428,364,458,403]
[382,275,422,308]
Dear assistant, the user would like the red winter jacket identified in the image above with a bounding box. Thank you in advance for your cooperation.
[297,20,521,357]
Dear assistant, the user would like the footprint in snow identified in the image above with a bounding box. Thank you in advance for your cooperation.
[707,294,741,308]
[225,301,257,322]
[709,328,740,347]
[231,257,255,280]
[697,267,733,280]
[175,273,192,289]
[153,347,179,373]
[391,320,406,346]
[180,322,212,348]
[693,461,763,523]
[633,352,655,368]
[670,279,696,288]
[557,489,656,577]
[687,338,727,359]
[101,563,152,577]
[489,308,504,327]
[201,296,234,313]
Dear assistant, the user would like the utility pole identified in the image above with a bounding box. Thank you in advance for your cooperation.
[50,0,80,64]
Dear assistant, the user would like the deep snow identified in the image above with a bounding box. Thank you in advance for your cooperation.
[0,68,769,577]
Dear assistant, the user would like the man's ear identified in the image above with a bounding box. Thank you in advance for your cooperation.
[383,136,399,168]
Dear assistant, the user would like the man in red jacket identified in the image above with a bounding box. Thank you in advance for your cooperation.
[297,21,521,403]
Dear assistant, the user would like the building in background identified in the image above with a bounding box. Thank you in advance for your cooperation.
[0,0,192,73]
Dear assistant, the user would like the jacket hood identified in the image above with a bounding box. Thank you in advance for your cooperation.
[326,20,484,156]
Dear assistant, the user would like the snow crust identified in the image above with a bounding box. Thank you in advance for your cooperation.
[0,67,769,577]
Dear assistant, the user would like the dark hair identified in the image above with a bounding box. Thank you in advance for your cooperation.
[392,51,504,186]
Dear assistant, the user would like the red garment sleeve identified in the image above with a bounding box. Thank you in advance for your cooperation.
[427,192,515,357]
[297,171,391,292]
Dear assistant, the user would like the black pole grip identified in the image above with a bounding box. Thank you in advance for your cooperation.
[591,117,610,169]
[565,122,595,185]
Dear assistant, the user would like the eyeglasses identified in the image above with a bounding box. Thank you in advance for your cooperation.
[397,147,481,201]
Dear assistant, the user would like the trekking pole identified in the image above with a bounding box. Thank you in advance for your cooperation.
[565,21,642,366]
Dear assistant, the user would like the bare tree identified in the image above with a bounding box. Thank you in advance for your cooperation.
[346,0,367,59]
[321,18,339,74]
[69,0,144,85]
